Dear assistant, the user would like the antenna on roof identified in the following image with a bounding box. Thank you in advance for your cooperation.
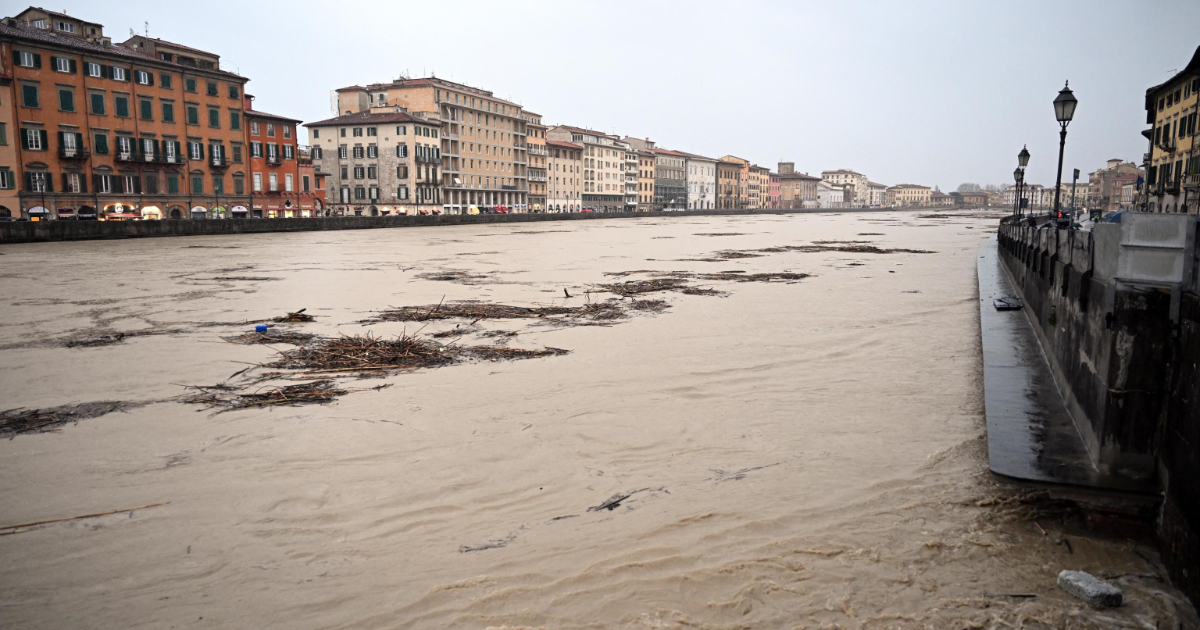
[144,21,148,36]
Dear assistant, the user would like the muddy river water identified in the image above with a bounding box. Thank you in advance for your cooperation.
[0,211,1195,629]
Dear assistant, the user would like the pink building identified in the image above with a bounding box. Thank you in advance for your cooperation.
[768,172,780,209]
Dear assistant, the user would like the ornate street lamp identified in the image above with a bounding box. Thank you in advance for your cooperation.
[1015,145,1030,217]
[1051,82,1078,221]
[1013,168,1023,217]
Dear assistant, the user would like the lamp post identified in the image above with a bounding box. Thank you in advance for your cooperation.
[1013,168,1024,217]
[1051,82,1078,223]
[1017,145,1030,218]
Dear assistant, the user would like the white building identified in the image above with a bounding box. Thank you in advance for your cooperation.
[684,153,717,210]
[867,181,887,207]
[821,169,868,206]
[817,181,845,208]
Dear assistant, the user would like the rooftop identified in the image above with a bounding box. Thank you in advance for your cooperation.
[17,7,102,27]
[822,169,864,176]
[0,19,245,79]
[246,108,301,124]
[546,140,583,150]
[124,35,219,59]
[304,110,438,128]
[339,76,523,108]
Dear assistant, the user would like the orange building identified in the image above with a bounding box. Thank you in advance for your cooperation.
[2,8,252,220]
[244,96,320,217]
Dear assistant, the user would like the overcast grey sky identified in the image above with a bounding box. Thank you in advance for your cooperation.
[46,0,1200,188]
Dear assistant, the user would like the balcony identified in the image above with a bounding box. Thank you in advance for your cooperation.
[416,153,440,164]
[210,156,230,169]
[115,151,138,163]
[265,154,282,166]
[1186,174,1200,188]
[58,146,91,161]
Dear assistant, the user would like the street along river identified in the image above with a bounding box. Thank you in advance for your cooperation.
[0,211,1194,628]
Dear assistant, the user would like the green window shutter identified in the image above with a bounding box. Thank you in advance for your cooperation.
[57,131,64,149]
[90,92,104,115]
[38,130,48,150]
[147,72,154,86]
[94,133,108,154]
[49,55,59,70]
[32,53,41,68]
[115,97,128,117]
[101,64,109,79]
[21,84,38,108]
[79,172,87,193]
[10,50,17,65]
[198,143,205,159]
[69,59,76,73]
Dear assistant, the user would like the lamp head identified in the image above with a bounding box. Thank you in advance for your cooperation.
[1054,81,1077,123]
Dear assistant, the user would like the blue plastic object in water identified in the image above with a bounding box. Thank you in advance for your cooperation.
[255,324,268,333]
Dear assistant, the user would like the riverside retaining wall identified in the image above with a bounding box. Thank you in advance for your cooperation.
[996,217,1200,607]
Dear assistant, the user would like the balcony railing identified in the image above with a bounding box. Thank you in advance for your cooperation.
[58,146,91,161]
[210,156,230,169]
[1186,174,1200,188]
[265,154,282,166]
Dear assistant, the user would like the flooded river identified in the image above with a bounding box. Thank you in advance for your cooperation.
[0,211,1195,628]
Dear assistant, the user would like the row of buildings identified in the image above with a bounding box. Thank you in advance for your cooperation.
[1144,45,1200,215]
[1001,158,1146,215]
[0,7,325,220]
[0,6,962,220]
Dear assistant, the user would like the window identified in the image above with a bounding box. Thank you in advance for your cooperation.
[28,171,51,192]
[230,111,241,131]
[186,104,199,125]
[23,128,46,151]
[395,144,408,158]
[250,141,262,158]
[267,143,277,161]
[253,172,263,192]
[228,85,238,99]
[213,175,224,195]
[94,174,112,193]
[0,168,14,190]
[232,144,242,163]
[233,176,244,195]
[139,98,152,120]
[114,95,130,118]
[210,143,224,164]
[15,51,38,68]
[354,186,366,200]
[283,145,294,159]
[31,19,45,28]
[340,187,350,203]
[206,81,218,96]
[338,145,347,159]
[160,73,172,89]
[312,146,322,159]
[165,140,178,163]
[352,127,362,137]
[250,121,260,136]
[269,173,278,191]
[161,101,174,122]
[185,77,197,93]
[116,136,133,158]
[340,128,346,137]
[0,123,5,146]
[167,174,179,194]
[313,129,320,139]
[285,174,294,192]
[208,108,220,128]
[283,125,291,139]
[21,84,39,108]
[141,138,155,160]
[111,67,128,82]
[369,186,379,200]
[341,165,348,179]
[367,165,377,179]
[86,62,102,77]
[366,127,376,137]
[353,146,364,159]
[58,88,75,112]
[397,165,408,179]
[144,174,158,194]
[135,70,152,85]
[189,141,203,160]
[354,166,365,179]
[93,132,108,155]
[191,175,204,194]
[64,172,81,192]
[267,123,276,137]
[53,56,74,73]
[366,145,377,159]
[397,185,408,200]
[56,21,74,33]
[302,175,310,192]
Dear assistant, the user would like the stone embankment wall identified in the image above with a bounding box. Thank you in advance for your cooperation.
[996,218,1200,606]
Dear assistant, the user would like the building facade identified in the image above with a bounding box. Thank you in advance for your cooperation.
[716,159,742,209]
[684,153,716,210]
[306,110,443,216]
[719,155,749,208]
[245,99,319,217]
[748,165,769,209]
[768,172,780,209]
[1144,46,1198,213]
[777,162,819,209]
[545,139,581,212]
[637,150,655,209]
[817,181,844,208]
[867,181,887,207]
[523,111,547,212]
[886,184,931,206]
[617,138,637,211]
[652,148,687,210]
[336,77,528,213]
[821,169,868,207]
[5,7,251,220]
[546,126,623,212]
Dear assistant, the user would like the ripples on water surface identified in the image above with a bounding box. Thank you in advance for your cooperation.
[0,212,1195,629]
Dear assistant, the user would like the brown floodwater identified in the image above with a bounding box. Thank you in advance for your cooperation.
[0,211,1195,629]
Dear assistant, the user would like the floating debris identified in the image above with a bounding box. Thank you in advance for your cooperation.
[184,380,351,411]
[415,270,490,284]
[270,332,456,373]
[250,308,317,323]
[63,328,186,348]
[1,401,147,437]
[468,346,570,361]
[375,303,575,322]
[695,232,746,237]
[223,330,316,345]
[596,278,718,297]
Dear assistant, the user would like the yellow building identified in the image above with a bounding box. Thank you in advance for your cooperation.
[1144,45,1199,213]
[720,155,749,208]
[524,111,546,212]
[0,42,17,216]
[638,150,655,208]
[886,184,931,206]
[749,165,769,209]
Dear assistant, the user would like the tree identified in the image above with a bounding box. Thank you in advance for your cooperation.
[957,183,982,193]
